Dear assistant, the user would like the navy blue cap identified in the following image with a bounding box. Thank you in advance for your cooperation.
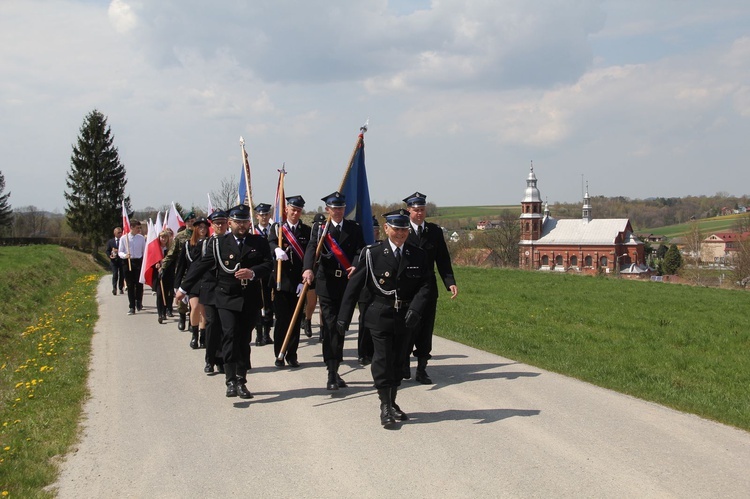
[372,215,380,227]
[208,210,227,221]
[193,217,210,228]
[321,191,346,207]
[286,195,305,208]
[185,211,197,220]
[228,204,251,221]
[383,209,411,228]
[402,192,427,207]
[254,203,271,214]
[313,213,326,224]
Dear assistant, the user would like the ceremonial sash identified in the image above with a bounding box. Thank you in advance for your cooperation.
[325,233,351,270]
[281,225,304,260]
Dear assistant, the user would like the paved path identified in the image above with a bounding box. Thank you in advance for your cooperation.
[54,277,750,498]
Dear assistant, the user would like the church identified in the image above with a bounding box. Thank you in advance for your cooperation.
[518,165,648,276]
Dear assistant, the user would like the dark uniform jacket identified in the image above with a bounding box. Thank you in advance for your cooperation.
[406,221,456,295]
[174,239,205,295]
[106,237,122,263]
[303,219,365,299]
[268,221,311,294]
[180,233,273,312]
[339,241,434,334]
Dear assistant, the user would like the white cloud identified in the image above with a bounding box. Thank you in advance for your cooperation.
[108,0,137,34]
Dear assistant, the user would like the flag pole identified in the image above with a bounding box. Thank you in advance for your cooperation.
[276,164,286,291]
[240,137,256,232]
[277,121,367,361]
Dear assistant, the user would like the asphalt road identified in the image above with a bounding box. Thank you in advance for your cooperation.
[54,277,750,498]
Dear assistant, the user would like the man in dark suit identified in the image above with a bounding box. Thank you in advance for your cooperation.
[302,191,365,391]
[253,202,274,346]
[268,195,310,368]
[176,205,273,400]
[199,209,228,374]
[338,209,433,426]
[106,227,125,295]
[403,192,458,384]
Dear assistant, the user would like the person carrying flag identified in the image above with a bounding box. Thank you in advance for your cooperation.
[118,220,146,315]
[302,191,365,391]
[253,202,274,346]
[268,195,310,368]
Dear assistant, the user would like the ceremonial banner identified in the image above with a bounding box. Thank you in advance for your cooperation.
[340,132,374,245]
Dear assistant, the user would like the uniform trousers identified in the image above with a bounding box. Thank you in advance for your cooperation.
[370,317,410,389]
[357,301,374,361]
[155,274,173,317]
[203,304,223,366]
[409,292,437,360]
[124,258,144,310]
[273,290,301,361]
[318,295,345,363]
[218,305,258,383]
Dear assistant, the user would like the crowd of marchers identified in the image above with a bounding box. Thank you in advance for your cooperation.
[106,191,458,428]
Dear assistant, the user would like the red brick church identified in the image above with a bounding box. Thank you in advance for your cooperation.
[518,165,648,276]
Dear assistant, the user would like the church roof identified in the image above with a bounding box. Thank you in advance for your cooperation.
[537,217,639,245]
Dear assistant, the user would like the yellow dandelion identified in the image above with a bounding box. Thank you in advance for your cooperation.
[3,446,9,451]
[28,394,34,398]
[14,382,22,389]
[2,422,6,427]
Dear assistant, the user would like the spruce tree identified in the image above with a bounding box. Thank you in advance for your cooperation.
[0,170,12,232]
[662,244,683,275]
[65,110,128,252]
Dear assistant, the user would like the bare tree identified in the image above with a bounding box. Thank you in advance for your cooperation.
[211,175,239,212]
[731,238,750,288]
[12,206,49,237]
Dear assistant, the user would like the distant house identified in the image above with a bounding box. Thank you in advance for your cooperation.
[701,232,750,264]
[476,220,502,230]
[517,165,649,276]
[639,233,666,243]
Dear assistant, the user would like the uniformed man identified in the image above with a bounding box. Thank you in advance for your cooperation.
[176,205,273,400]
[106,227,125,295]
[162,210,196,330]
[302,191,365,390]
[200,209,229,373]
[338,209,433,426]
[268,195,310,368]
[253,202,274,346]
[402,192,458,384]
[357,216,381,365]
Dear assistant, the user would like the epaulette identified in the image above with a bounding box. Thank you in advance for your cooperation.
[366,241,384,250]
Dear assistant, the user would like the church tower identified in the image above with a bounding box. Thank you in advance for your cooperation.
[519,162,543,241]
[582,182,592,223]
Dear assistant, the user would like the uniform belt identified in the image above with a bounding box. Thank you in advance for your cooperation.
[371,295,411,310]
[323,267,346,278]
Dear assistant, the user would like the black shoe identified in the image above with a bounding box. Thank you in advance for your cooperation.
[286,358,300,368]
[302,319,313,338]
[362,357,372,366]
[217,364,225,373]
[358,357,365,366]
[415,370,433,385]
[178,314,186,331]
[274,358,284,368]
[119,289,124,294]
[327,371,338,391]
[236,383,253,399]
[226,381,237,397]
[199,330,206,349]
[127,308,135,316]
[112,289,117,296]
[136,303,143,311]
[336,374,347,388]
[204,363,214,373]
[166,310,174,318]
[402,367,411,380]
[263,334,273,345]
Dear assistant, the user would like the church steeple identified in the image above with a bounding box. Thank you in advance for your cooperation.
[582,182,592,223]
[520,161,543,241]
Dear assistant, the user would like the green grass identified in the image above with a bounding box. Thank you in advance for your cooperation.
[435,267,750,431]
[644,214,744,238]
[435,205,518,221]
[0,246,104,498]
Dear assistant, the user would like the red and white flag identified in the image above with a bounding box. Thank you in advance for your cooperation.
[140,218,163,287]
[165,202,184,235]
[122,200,131,235]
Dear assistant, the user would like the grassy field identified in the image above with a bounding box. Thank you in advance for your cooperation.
[0,246,103,498]
[434,205,519,223]
[642,213,744,238]
[435,266,750,431]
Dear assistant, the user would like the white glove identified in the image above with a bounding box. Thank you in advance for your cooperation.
[296,283,304,296]
[274,247,289,261]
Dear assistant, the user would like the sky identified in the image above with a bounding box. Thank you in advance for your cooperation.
[1,0,749,214]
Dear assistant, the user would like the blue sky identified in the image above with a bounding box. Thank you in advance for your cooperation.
[1,0,749,213]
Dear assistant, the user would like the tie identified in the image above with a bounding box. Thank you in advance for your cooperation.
[417,226,423,238]
[289,223,296,237]
[262,227,267,237]
[237,238,244,251]
[331,224,340,239]
[394,247,401,265]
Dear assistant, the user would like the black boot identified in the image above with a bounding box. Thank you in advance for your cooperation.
[262,324,273,345]
[302,318,313,338]
[255,325,264,346]
[390,386,408,421]
[377,388,396,426]
[198,328,206,348]
[415,357,432,384]
[189,325,199,349]
[326,360,338,391]
[224,363,237,397]
[235,370,253,399]
[178,313,186,331]
[335,361,347,388]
